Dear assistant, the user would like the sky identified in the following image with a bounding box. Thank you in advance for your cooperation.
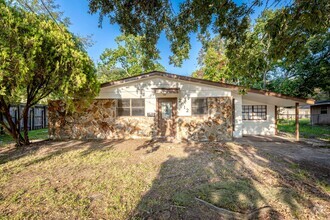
[56,0,269,76]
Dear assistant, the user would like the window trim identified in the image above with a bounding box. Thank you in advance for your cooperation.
[242,105,267,120]
[320,106,327,114]
[191,97,208,115]
[117,98,145,117]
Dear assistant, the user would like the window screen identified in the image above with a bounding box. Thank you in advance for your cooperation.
[117,99,145,116]
[192,98,208,115]
[131,99,145,116]
[242,105,267,120]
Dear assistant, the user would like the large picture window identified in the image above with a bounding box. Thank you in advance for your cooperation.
[242,105,267,120]
[117,99,145,116]
[192,98,208,115]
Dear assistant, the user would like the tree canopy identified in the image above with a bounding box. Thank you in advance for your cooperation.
[88,0,254,67]
[193,7,329,98]
[0,0,99,146]
[97,34,165,83]
[192,35,231,83]
[89,0,329,67]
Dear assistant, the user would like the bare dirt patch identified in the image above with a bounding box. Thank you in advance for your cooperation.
[0,139,329,219]
[238,136,330,184]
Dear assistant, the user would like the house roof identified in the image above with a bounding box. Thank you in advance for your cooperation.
[311,100,330,106]
[100,71,315,105]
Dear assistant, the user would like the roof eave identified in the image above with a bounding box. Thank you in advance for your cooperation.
[100,71,315,105]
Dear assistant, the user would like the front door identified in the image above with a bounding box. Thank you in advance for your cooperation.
[157,98,177,138]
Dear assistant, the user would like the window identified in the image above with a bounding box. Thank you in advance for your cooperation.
[242,105,267,120]
[117,99,130,116]
[117,99,145,116]
[192,98,208,115]
[320,106,327,114]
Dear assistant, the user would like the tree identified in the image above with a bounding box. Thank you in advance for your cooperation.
[96,67,126,83]
[98,34,165,80]
[226,4,330,96]
[89,0,255,67]
[192,5,329,98]
[11,0,71,25]
[88,0,329,69]
[265,0,329,64]
[226,10,276,90]
[266,32,330,98]
[192,35,231,83]
[0,1,99,146]
[193,10,275,88]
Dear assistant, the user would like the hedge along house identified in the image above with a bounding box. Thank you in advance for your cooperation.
[48,71,314,142]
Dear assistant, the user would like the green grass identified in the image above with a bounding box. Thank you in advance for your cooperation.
[278,118,330,141]
[0,128,48,146]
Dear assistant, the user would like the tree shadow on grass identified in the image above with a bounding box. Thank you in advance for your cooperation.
[1,138,329,219]
[135,139,167,153]
[0,139,125,167]
[0,140,52,165]
[132,140,330,219]
[132,141,283,219]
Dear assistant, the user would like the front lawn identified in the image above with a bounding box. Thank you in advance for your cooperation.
[0,139,329,219]
[0,129,48,146]
[278,118,330,141]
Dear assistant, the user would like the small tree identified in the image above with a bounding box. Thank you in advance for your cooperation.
[0,1,99,146]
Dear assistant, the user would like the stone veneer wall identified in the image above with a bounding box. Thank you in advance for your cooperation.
[177,97,233,141]
[49,97,232,141]
[48,100,155,140]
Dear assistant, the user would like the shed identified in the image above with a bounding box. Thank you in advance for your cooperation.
[310,100,330,125]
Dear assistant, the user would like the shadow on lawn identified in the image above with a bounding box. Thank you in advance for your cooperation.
[131,140,330,219]
[132,141,280,219]
[0,139,125,166]
[1,139,329,219]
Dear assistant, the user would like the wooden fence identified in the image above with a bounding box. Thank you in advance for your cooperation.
[278,114,310,120]
[0,104,48,134]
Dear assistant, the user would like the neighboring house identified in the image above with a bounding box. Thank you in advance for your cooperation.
[0,104,48,134]
[310,100,330,125]
[48,71,314,142]
[278,105,310,120]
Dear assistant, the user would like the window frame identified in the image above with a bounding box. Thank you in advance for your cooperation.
[320,106,327,114]
[242,105,267,120]
[117,98,145,117]
[191,97,208,115]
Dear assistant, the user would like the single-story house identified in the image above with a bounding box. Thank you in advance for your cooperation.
[48,71,314,142]
[310,100,330,125]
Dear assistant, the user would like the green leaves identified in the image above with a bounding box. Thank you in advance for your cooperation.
[192,35,231,83]
[98,34,165,82]
[88,0,254,66]
[0,1,99,113]
[265,0,329,62]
